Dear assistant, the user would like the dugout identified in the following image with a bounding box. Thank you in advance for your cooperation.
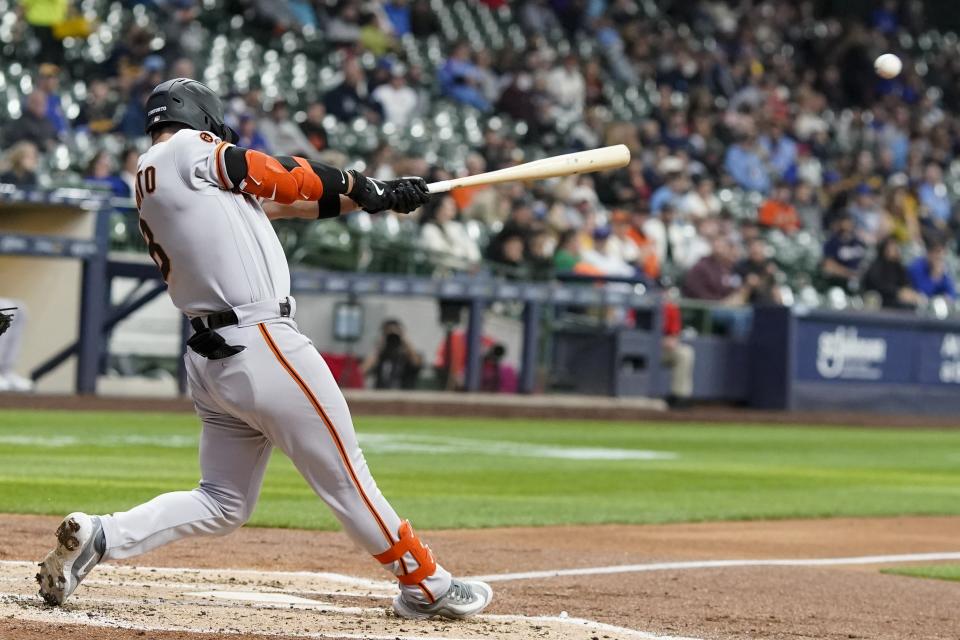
[549,305,751,402]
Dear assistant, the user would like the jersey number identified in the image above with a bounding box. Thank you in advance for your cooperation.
[139,218,171,281]
[134,166,156,209]
[134,165,169,280]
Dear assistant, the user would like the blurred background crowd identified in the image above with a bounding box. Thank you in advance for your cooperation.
[4,0,960,316]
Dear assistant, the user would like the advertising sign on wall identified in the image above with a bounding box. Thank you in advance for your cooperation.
[751,307,960,414]
[794,322,913,383]
[917,332,960,385]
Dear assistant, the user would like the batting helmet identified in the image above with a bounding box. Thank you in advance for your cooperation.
[144,78,238,143]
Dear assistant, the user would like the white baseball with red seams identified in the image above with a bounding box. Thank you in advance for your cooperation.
[97,128,452,605]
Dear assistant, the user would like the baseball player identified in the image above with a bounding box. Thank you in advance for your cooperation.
[35,78,492,620]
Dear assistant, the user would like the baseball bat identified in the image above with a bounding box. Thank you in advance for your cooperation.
[426,144,631,194]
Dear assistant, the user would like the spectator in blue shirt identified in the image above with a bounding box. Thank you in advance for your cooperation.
[847,183,885,245]
[85,150,129,197]
[36,64,69,136]
[235,114,270,153]
[871,0,899,34]
[908,241,956,300]
[287,0,317,29]
[724,133,771,194]
[759,123,798,183]
[438,42,492,112]
[383,0,411,36]
[323,59,383,123]
[649,165,689,215]
[821,212,867,292]
[917,163,952,226]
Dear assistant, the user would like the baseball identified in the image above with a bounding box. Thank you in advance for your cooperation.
[874,53,902,79]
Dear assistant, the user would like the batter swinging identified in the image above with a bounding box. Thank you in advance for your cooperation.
[35,78,493,620]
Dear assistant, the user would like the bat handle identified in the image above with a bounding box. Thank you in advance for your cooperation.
[426,180,454,194]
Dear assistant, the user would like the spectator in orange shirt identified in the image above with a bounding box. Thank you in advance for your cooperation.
[434,329,496,390]
[625,206,661,280]
[758,182,801,233]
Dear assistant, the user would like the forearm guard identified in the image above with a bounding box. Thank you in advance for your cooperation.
[221,145,349,217]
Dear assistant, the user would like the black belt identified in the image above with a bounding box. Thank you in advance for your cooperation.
[190,298,292,332]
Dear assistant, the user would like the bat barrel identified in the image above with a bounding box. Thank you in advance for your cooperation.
[426,144,631,194]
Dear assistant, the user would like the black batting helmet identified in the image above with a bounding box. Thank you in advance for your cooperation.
[144,78,238,143]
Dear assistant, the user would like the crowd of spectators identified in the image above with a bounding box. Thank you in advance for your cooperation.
[3,0,960,316]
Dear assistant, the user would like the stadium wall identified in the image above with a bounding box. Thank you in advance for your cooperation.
[6,201,960,415]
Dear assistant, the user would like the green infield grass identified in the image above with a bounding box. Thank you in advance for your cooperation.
[881,565,960,582]
[0,409,959,529]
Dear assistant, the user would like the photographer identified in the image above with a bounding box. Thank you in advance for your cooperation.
[735,237,784,305]
[362,319,423,390]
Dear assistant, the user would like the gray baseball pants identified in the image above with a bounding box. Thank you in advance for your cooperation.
[98,302,450,604]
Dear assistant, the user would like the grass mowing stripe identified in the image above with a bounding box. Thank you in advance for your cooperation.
[2,409,960,530]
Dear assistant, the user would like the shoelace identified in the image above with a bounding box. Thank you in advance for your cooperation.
[445,581,474,603]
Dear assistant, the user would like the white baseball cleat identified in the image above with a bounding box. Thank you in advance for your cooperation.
[36,512,105,605]
[4,373,34,392]
[392,579,493,620]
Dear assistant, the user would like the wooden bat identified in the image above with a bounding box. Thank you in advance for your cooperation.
[426,144,631,194]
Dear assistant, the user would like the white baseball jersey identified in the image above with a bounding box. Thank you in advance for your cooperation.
[101,127,455,607]
[135,129,290,317]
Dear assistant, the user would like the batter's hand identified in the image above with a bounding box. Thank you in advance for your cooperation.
[348,171,431,214]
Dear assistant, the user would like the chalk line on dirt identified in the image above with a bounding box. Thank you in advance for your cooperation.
[468,551,960,582]
[0,560,395,591]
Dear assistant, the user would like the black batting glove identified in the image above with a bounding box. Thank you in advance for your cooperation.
[347,170,391,213]
[347,171,431,214]
[387,176,431,213]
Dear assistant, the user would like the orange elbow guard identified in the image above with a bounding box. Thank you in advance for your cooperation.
[240,150,324,204]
